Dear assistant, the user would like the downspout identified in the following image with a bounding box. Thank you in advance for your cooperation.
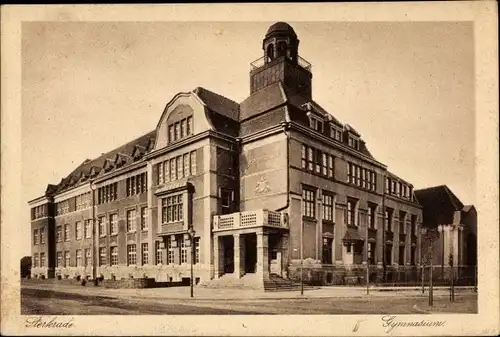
[275,119,291,213]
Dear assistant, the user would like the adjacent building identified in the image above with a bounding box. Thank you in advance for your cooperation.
[30,22,427,287]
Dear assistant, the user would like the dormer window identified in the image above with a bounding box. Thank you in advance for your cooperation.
[330,125,343,142]
[168,116,193,144]
[348,136,360,150]
[309,116,323,133]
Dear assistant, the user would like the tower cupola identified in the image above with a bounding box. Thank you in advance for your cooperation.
[263,22,299,64]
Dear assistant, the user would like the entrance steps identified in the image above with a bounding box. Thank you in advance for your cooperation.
[198,273,318,292]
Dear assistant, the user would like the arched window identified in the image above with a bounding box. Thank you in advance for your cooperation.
[277,41,287,57]
[266,44,274,62]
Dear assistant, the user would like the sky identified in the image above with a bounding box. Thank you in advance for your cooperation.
[21,21,475,257]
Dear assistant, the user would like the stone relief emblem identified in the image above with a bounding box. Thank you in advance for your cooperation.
[255,176,271,194]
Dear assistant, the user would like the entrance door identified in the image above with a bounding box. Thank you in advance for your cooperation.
[244,233,257,273]
[223,236,234,274]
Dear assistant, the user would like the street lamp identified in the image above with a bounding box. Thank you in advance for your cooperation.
[90,180,98,286]
[186,225,196,298]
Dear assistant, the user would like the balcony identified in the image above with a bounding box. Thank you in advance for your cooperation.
[250,55,312,72]
[213,209,288,232]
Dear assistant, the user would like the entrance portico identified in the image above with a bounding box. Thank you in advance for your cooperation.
[213,209,289,280]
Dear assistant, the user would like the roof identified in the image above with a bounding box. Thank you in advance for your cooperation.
[266,22,297,38]
[194,87,240,121]
[53,130,156,194]
[462,205,475,213]
[414,185,465,227]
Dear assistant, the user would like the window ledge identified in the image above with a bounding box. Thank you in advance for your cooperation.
[302,216,316,222]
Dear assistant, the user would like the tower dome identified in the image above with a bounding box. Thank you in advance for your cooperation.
[262,22,300,64]
[265,22,297,38]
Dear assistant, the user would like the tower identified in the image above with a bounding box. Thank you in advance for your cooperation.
[250,22,312,100]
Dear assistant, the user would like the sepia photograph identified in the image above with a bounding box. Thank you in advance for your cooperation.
[1,2,498,336]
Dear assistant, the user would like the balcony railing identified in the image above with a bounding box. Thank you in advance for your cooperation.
[213,209,288,232]
[250,55,312,72]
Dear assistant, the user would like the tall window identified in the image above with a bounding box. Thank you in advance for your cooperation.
[33,253,39,268]
[126,209,137,232]
[56,251,63,267]
[399,211,406,234]
[322,193,334,221]
[75,192,90,210]
[84,220,92,238]
[110,214,118,235]
[162,194,183,223]
[64,251,70,267]
[368,204,377,229]
[385,209,393,232]
[176,157,182,179]
[180,237,188,264]
[76,249,83,267]
[33,229,39,245]
[168,116,193,143]
[140,207,148,230]
[99,247,107,266]
[98,216,106,236]
[302,188,316,218]
[307,147,313,171]
[126,173,147,196]
[110,247,118,266]
[127,244,137,265]
[85,249,91,266]
[321,153,327,176]
[166,237,174,264]
[97,182,118,204]
[55,200,69,216]
[194,238,200,264]
[183,153,190,177]
[328,156,334,178]
[56,226,62,243]
[346,199,357,226]
[399,247,405,265]
[75,222,82,240]
[301,145,307,169]
[40,227,45,244]
[40,252,45,267]
[141,243,149,265]
[322,237,333,264]
[64,224,70,241]
[155,241,163,265]
[368,242,376,264]
[32,204,47,220]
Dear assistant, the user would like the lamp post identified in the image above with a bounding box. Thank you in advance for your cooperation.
[90,180,98,286]
[437,225,445,279]
[186,226,196,298]
[300,220,304,296]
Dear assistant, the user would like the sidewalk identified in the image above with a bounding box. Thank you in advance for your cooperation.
[22,280,477,302]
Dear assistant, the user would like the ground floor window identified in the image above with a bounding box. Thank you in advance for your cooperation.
[64,251,70,267]
[40,252,46,267]
[398,246,405,265]
[411,246,416,265]
[385,244,392,265]
[110,247,118,266]
[127,244,137,265]
[194,237,200,264]
[141,243,148,265]
[57,251,62,267]
[368,242,376,264]
[166,237,174,264]
[155,241,163,265]
[99,247,107,266]
[322,237,333,264]
[76,249,83,267]
[180,237,188,264]
[85,249,91,266]
[33,253,39,268]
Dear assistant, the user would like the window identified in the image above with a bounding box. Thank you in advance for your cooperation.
[183,153,190,177]
[75,192,91,210]
[302,188,316,218]
[75,222,82,240]
[155,241,164,265]
[302,144,333,178]
[310,116,323,132]
[127,244,137,265]
[84,220,92,238]
[34,253,39,268]
[322,237,333,264]
[157,162,164,184]
[110,214,118,235]
[98,216,106,236]
[97,183,118,204]
[180,238,188,264]
[85,249,91,266]
[347,162,376,191]
[220,189,233,215]
[180,119,186,138]
[56,251,63,267]
[140,207,148,230]
[170,160,176,181]
[64,251,70,267]
[323,193,334,222]
[385,209,393,232]
[301,145,307,169]
[126,173,147,196]
[76,249,83,267]
[33,229,38,245]
[166,237,174,264]
[141,243,149,265]
[169,117,193,143]
[330,126,343,142]
[64,224,70,241]
[40,252,45,267]
[110,247,118,266]
[315,149,321,174]
[40,227,45,244]
[99,247,107,266]
[348,136,360,150]
[328,156,334,178]
[31,204,47,220]
[399,211,406,234]
[55,200,69,216]
[56,226,62,242]
[187,116,193,136]
[398,247,405,265]
[321,153,327,175]
[368,204,377,229]
[385,178,390,194]
[126,209,137,232]
[175,122,180,141]
[307,147,313,171]
[410,215,417,236]
[346,199,357,226]
[168,125,174,144]
[368,242,376,264]
[176,157,182,179]
[162,194,183,223]
[194,238,200,264]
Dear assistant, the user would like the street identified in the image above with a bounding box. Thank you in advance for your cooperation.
[21,285,478,315]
